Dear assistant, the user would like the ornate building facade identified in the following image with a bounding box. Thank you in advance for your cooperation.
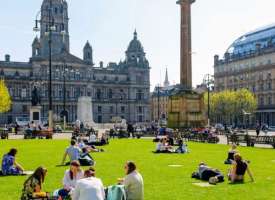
[214,24,275,126]
[0,0,150,124]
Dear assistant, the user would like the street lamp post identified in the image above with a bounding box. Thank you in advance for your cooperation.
[33,0,66,129]
[56,65,69,129]
[203,74,214,127]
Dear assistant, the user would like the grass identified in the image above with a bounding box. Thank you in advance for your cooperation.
[0,139,274,200]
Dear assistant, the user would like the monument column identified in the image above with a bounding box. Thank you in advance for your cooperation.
[177,0,195,89]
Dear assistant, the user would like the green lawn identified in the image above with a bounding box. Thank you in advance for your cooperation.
[0,139,274,200]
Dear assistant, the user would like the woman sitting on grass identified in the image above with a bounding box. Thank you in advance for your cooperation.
[228,153,254,183]
[58,160,84,199]
[1,148,24,175]
[118,161,144,200]
[224,144,238,164]
[155,138,173,153]
[21,167,48,200]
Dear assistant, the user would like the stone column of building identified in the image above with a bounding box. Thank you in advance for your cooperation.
[177,0,195,89]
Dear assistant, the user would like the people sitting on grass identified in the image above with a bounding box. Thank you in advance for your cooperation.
[155,138,173,153]
[228,153,254,183]
[21,167,48,200]
[61,140,82,165]
[118,161,144,200]
[224,144,238,164]
[175,139,188,154]
[192,162,224,185]
[58,161,84,199]
[72,167,105,200]
[1,148,24,175]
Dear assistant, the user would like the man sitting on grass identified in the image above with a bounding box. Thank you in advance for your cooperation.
[192,162,224,185]
[61,140,82,166]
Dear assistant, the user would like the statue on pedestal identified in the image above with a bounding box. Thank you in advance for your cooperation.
[31,86,41,106]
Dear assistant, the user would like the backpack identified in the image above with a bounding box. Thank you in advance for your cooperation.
[106,185,127,200]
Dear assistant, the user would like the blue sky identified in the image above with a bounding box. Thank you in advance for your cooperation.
[1,0,275,90]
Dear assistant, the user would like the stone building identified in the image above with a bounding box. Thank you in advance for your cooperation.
[214,23,275,126]
[150,69,172,122]
[0,0,150,124]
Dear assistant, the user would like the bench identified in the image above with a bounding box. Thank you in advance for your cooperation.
[182,132,219,144]
[226,134,275,148]
[0,129,9,139]
[24,130,53,139]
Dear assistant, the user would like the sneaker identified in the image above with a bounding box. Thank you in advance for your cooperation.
[209,177,218,185]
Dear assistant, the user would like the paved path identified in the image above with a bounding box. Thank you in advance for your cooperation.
[4,130,275,149]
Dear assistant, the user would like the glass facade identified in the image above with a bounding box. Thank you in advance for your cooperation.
[227,23,275,55]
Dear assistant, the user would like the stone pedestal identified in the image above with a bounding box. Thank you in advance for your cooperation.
[168,86,206,128]
[30,106,42,124]
[77,96,95,126]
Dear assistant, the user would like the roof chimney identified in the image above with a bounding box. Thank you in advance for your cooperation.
[5,54,10,62]
[100,61,104,68]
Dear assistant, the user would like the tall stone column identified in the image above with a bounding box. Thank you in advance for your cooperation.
[177,0,195,89]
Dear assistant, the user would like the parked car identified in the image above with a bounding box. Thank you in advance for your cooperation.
[268,126,275,132]
[54,125,62,133]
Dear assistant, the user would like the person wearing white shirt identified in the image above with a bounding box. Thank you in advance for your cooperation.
[58,161,84,199]
[72,167,105,200]
[119,161,144,200]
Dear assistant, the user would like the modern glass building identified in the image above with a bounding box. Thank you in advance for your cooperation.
[214,23,275,126]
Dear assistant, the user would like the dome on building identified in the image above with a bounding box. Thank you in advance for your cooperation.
[126,30,144,53]
[226,23,275,55]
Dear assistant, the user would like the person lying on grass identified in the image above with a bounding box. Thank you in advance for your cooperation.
[228,153,254,183]
[72,167,105,200]
[58,160,84,199]
[192,162,224,185]
[77,138,104,153]
[21,166,48,200]
[155,138,173,153]
[118,161,144,200]
[1,148,24,175]
[224,144,238,164]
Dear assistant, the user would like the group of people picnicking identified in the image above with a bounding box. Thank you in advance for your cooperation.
[1,137,144,200]
[155,138,188,153]
[0,131,255,199]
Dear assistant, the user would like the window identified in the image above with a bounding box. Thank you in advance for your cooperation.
[98,106,102,113]
[96,89,101,99]
[136,90,143,100]
[54,7,58,14]
[268,82,272,90]
[98,116,102,123]
[110,106,114,113]
[268,96,272,105]
[108,89,113,99]
[138,106,142,113]
[121,106,125,113]
[138,115,143,122]
[22,105,28,113]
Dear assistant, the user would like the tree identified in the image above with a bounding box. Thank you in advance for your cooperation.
[206,89,257,125]
[0,79,11,113]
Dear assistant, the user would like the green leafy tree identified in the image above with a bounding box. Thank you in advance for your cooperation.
[206,89,257,125]
[0,79,12,113]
